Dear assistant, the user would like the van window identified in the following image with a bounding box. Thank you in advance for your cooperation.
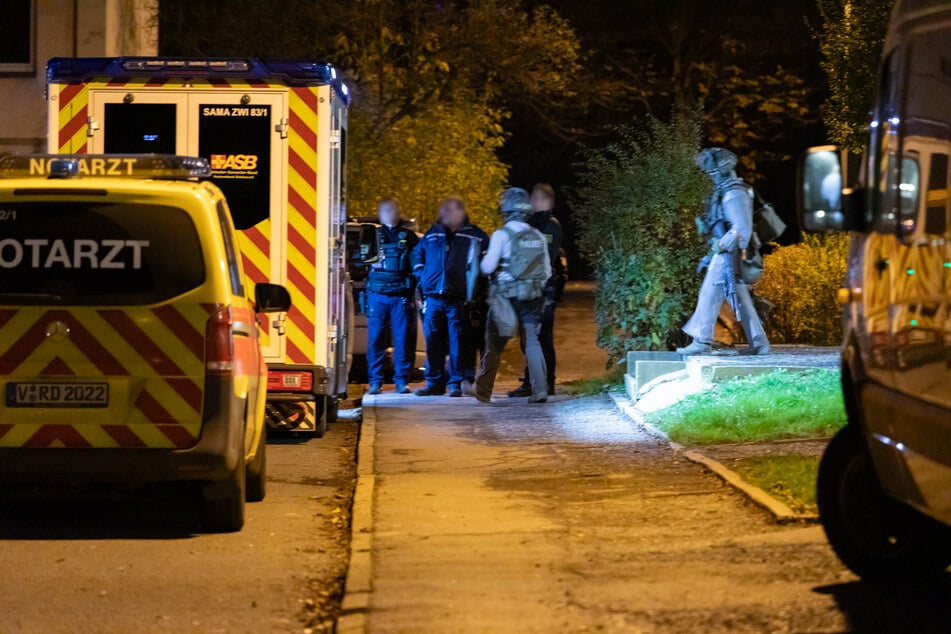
[870,51,903,230]
[216,200,245,296]
[0,202,204,306]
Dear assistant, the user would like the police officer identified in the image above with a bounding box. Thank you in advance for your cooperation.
[366,197,420,395]
[678,148,770,356]
[508,183,564,398]
[412,195,489,397]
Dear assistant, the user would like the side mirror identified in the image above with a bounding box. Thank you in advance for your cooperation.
[254,283,292,313]
[799,146,848,231]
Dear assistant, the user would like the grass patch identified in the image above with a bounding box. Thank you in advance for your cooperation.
[563,367,625,396]
[649,368,846,444]
[731,454,820,515]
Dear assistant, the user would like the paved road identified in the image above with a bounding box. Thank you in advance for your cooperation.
[0,419,359,633]
[354,284,951,633]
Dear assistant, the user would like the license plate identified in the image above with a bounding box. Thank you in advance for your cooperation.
[5,382,109,408]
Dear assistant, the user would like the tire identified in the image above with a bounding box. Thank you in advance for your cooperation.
[246,425,267,503]
[201,462,246,533]
[817,425,951,581]
[325,396,339,425]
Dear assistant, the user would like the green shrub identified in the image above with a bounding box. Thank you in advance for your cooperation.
[756,233,849,345]
[573,112,708,363]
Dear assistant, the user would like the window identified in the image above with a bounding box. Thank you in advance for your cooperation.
[216,201,245,296]
[0,0,35,75]
[925,153,949,235]
[0,202,205,306]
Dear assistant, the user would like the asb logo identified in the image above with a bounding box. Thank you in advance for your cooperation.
[210,154,258,170]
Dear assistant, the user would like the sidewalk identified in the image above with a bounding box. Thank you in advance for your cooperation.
[339,389,851,633]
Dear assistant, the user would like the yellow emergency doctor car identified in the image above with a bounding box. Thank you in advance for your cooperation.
[0,154,289,532]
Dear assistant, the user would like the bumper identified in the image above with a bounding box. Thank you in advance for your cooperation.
[267,363,330,396]
[0,377,245,485]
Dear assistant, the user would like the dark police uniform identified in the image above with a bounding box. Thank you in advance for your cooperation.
[366,220,419,387]
[412,220,489,394]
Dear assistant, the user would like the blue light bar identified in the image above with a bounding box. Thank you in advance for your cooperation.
[47,57,351,104]
[0,154,212,180]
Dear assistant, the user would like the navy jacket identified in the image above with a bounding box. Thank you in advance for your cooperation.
[412,221,489,301]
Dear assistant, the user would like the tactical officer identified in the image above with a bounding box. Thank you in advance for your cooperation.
[678,148,770,356]
[366,197,420,395]
[412,195,489,397]
[465,188,551,404]
[509,183,564,398]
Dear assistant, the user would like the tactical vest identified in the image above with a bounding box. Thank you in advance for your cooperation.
[368,226,413,295]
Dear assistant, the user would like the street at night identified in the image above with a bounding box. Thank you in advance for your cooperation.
[4,0,951,632]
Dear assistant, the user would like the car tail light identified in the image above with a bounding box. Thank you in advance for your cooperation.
[205,306,234,375]
[267,371,314,392]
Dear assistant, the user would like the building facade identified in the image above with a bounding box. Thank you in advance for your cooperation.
[0,0,157,155]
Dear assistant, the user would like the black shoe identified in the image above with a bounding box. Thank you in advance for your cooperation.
[449,388,463,398]
[368,383,383,395]
[414,385,446,397]
[394,382,411,394]
[507,385,532,398]
[528,395,548,404]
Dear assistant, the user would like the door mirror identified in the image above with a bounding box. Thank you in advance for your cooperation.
[800,146,847,231]
[254,283,292,313]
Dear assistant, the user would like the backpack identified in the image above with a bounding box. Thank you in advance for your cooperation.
[500,225,549,300]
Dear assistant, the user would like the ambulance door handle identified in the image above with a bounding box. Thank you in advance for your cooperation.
[275,117,288,139]
[86,116,100,138]
[272,312,287,336]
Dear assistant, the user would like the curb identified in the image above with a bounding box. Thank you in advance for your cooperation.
[682,450,818,524]
[608,391,682,451]
[608,391,818,524]
[336,393,376,634]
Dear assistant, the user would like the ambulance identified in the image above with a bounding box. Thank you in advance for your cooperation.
[0,153,288,532]
[800,0,951,580]
[46,57,352,435]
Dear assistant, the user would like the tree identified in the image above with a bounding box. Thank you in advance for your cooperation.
[572,111,708,361]
[554,0,817,178]
[158,0,582,228]
[816,0,894,152]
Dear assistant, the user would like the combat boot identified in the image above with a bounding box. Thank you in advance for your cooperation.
[738,337,771,356]
[676,340,713,355]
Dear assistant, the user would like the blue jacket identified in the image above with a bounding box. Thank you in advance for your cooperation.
[412,221,489,301]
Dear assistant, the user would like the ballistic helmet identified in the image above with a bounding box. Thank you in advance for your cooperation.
[694,147,738,178]
[499,187,532,220]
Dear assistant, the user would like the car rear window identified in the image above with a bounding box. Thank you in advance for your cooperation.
[0,201,205,306]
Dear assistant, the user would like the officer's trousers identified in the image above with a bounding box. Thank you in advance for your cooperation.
[475,297,548,400]
[683,252,767,344]
[422,296,467,390]
[367,292,416,385]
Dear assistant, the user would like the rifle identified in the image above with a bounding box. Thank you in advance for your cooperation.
[709,218,742,323]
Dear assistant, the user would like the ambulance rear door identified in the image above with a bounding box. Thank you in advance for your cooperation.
[86,88,289,360]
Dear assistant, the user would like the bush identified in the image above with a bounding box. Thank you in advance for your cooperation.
[573,112,708,363]
[756,233,849,345]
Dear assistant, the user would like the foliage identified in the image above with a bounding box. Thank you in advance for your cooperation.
[756,233,850,345]
[348,102,506,228]
[650,369,847,444]
[602,3,817,177]
[816,0,894,152]
[572,112,708,362]
[562,367,626,396]
[731,454,821,515]
[158,0,582,226]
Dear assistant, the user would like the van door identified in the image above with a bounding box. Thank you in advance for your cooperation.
[187,93,288,362]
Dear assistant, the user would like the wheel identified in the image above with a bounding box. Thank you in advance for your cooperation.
[325,396,339,425]
[246,424,267,503]
[817,425,951,581]
[201,463,246,533]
